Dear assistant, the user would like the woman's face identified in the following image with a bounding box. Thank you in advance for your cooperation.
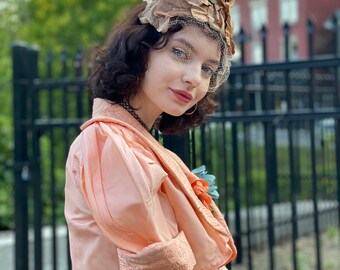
[133,25,221,125]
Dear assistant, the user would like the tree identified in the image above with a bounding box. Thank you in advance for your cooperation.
[16,0,140,50]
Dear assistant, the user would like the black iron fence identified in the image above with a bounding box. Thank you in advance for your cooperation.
[11,16,340,270]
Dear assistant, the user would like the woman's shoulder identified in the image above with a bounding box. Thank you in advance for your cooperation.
[81,119,157,160]
[82,118,137,141]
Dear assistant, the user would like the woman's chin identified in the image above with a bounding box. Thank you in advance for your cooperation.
[164,109,186,117]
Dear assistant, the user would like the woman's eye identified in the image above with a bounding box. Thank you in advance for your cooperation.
[201,66,215,77]
[172,48,188,60]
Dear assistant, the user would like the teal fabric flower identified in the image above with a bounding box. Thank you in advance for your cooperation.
[192,165,219,200]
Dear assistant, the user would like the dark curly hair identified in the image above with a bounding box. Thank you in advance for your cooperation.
[88,3,222,135]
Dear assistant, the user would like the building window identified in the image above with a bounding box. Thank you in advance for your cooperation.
[231,4,241,34]
[280,35,299,61]
[279,0,298,25]
[249,0,268,31]
[252,41,263,64]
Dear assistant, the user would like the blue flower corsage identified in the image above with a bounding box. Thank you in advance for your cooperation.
[192,165,219,200]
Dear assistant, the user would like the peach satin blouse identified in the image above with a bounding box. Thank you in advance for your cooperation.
[65,98,236,270]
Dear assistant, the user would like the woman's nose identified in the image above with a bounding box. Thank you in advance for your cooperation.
[182,63,201,88]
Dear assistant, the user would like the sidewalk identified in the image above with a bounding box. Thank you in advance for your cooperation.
[0,226,68,270]
[0,230,14,270]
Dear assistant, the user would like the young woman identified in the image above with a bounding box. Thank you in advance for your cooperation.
[65,0,237,269]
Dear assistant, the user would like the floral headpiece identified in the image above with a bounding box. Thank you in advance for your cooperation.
[139,0,235,57]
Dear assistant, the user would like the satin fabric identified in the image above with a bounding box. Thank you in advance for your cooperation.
[65,98,236,269]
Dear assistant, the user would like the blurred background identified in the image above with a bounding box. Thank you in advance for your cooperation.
[0,0,340,269]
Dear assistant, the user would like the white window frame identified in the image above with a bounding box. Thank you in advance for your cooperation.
[231,4,241,34]
[249,0,268,31]
[252,41,263,64]
[280,35,299,61]
[279,0,299,25]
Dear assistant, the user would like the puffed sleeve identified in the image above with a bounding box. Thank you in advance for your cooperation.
[80,122,196,269]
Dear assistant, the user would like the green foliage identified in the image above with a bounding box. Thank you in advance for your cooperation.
[0,115,14,230]
[327,226,339,245]
[0,1,17,230]
[0,1,16,115]
[15,0,140,50]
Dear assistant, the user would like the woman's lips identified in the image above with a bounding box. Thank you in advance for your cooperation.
[170,88,193,104]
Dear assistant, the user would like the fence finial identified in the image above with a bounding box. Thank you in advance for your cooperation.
[307,18,314,34]
[283,22,290,36]
[307,18,315,58]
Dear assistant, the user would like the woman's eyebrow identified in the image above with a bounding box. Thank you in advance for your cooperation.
[207,59,219,67]
[173,38,219,66]
[173,38,197,54]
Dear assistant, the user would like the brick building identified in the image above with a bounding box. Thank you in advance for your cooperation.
[231,0,339,63]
